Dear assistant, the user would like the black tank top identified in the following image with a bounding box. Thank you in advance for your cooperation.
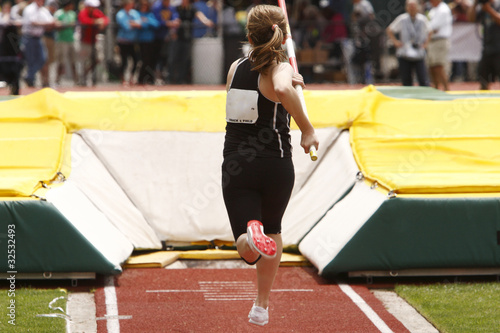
[223,58,292,159]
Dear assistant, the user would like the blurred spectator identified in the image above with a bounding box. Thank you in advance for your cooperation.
[40,0,58,87]
[170,0,213,84]
[449,0,472,82]
[21,0,55,87]
[192,0,217,38]
[386,0,432,87]
[352,0,374,19]
[54,0,78,85]
[467,0,500,90]
[351,0,382,81]
[1,2,12,22]
[301,5,324,50]
[152,0,179,83]
[116,0,141,86]
[10,0,28,23]
[321,6,347,63]
[290,0,310,48]
[427,0,453,91]
[137,0,159,85]
[222,2,244,81]
[351,0,374,84]
[321,6,348,45]
[0,2,23,94]
[297,4,325,83]
[77,0,109,86]
[450,0,473,21]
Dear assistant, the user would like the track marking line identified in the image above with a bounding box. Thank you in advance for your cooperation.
[96,315,133,321]
[104,275,132,333]
[338,283,394,333]
[146,280,313,301]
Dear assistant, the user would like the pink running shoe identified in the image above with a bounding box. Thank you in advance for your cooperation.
[247,220,277,258]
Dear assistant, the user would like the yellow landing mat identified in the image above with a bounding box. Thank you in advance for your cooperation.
[0,119,67,197]
[124,250,310,268]
[4,87,500,197]
[124,251,180,268]
[280,252,312,267]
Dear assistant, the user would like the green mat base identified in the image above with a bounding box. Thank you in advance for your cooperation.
[0,200,121,274]
[321,197,500,279]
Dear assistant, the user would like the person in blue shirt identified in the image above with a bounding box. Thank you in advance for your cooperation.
[116,0,142,85]
[151,0,179,83]
[137,0,160,85]
[192,0,217,38]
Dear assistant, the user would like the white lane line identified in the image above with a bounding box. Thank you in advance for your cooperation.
[338,283,394,333]
[96,315,133,321]
[205,298,256,301]
[147,290,206,293]
[198,281,253,283]
[146,289,313,293]
[104,275,121,333]
[146,280,313,302]
[272,289,314,292]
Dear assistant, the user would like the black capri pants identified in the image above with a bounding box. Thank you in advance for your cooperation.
[222,154,295,241]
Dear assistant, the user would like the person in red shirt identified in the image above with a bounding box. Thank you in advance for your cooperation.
[77,0,109,86]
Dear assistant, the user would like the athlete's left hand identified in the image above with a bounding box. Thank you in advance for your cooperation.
[292,73,305,89]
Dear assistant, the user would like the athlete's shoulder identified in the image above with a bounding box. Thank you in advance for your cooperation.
[271,62,293,75]
[269,62,294,83]
[226,59,241,91]
[226,58,254,91]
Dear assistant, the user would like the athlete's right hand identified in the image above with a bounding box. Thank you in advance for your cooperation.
[301,131,319,155]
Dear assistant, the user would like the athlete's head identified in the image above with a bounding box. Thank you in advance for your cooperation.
[246,5,288,74]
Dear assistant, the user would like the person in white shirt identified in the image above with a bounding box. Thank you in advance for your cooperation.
[21,0,54,87]
[427,0,453,91]
[1,2,12,23]
[10,0,28,24]
[386,0,432,86]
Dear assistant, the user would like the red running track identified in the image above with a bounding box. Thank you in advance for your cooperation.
[95,267,409,332]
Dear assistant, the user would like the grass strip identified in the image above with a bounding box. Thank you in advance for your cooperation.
[395,282,500,333]
[0,287,67,333]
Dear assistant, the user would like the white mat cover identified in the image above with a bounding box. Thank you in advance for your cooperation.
[299,181,387,274]
[282,130,359,246]
[80,130,231,242]
[70,133,162,249]
[79,128,338,243]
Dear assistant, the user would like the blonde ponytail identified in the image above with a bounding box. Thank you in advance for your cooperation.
[246,5,288,74]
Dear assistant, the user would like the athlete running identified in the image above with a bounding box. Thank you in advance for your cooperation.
[221,4,319,326]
